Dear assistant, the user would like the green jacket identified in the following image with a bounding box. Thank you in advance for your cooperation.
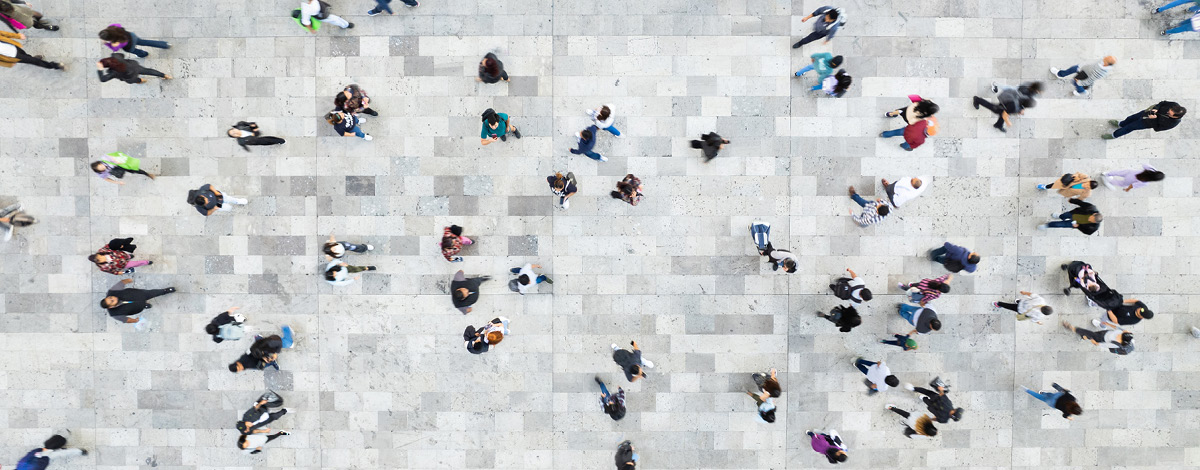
[811,52,835,80]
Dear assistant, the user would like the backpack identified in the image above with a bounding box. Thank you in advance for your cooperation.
[1110,341,1134,355]
[16,449,48,470]
[186,189,200,205]
[218,323,244,341]
[834,7,847,27]
[508,278,521,292]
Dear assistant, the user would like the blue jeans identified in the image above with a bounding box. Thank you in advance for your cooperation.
[370,0,394,13]
[850,193,868,208]
[854,358,874,375]
[930,246,948,264]
[750,223,770,251]
[898,303,922,325]
[570,148,604,161]
[1025,385,1065,408]
[795,64,814,76]
[351,126,366,138]
[1055,65,1088,93]
[598,380,611,400]
[1159,0,1199,12]
[125,32,170,58]
[1165,20,1196,34]
[281,325,294,349]
[1112,111,1152,138]
[1047,212,1074,228]
[881,128,904,138]
[600,125,621,136]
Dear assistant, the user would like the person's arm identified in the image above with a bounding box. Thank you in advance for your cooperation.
[481,136,496,145]
[631,340,639,351]
[1019,290,1032,296]
[206,206,218,216]
[96,65,116,82]
[123,316,140,323]
[1001,111,1012,126]
[111,278,132,291]
[846,268,856,278]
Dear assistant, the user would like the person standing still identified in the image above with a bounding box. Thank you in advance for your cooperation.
[368,0,418,16]
[297,0,353,31]
[1103,101,1186,139]
[1050,56,1115,96]
[792,6,844,49]
[440,225,473,262]
[547,172,578,209]
[570,125,606,161]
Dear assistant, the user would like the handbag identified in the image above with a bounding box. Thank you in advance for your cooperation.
[316,1,332,19]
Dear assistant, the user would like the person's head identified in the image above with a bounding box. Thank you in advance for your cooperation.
[610,190,624,200]
[909,177,923,189]
[914,100,940,118]
[98,25,130,44]
[449,225,463,236]
[629,364,642,377]
[828,55,844,69]
[967,253,981,265]
[226,128,245,138]
[193,194,208,207]
[453,287,470,301]
[325,111,344,125]
[580,129,593,141]
[1087,181,1099,189]
[1102,56,1117,66]
[482,108,499,128]
[1168,105,1187,118]
[91,161,110,173]
[1065,401,1083,416]
[859,289,873,301]
[919,421,938,436]
[486,331,503,344]
[43,435,66,450]
[518,274,531,285]
[441,237,457,249]
[88,253,108,265]
[1120,332,1134,344]
[884,375,900,387]
[1086,282,1100,293]
[229,362,243,373]
[1137,169,1165,182]
[99,56,127,73]
[482,56,500,75]
[100,296,119,308]
[1040,305,1054,316]
[824,9,839,22]
[324,242,345,258]
[928,319,942,331]
[933,282,951,293]
[828,449,848,463]
[876,205,890,217]
[608,403,627,420]
[1023,81,1043,96]
[781,259,797,273]
[552,173,566,191]
[597,105,611,122]
[324,266,339,281]
[237,434,249,448]
[832,70,853,97]
[205,324,220,335]
[0,3,11,14]
[1088,213,1103,223]
[760,408,776,423]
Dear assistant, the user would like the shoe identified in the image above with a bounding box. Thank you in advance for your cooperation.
[1037,224,1048,230]
[995,125,1007,133]
[367,266,377,271]
[500,134,507,142]
[599,155,608,162]
[450,257,464,263]
[867,387,878,396]
[1190,326,1200,338]
[885,403,895,410]
[611,343,619,351]
[1072,88,1084,96]
[367,9,380,15]
[1101,133,1115,140]
[366,244,374,251]
[991,301,999,308]
[45,25,60,31]
[1036,184,1048,190]
[124,268,135,274]
[792,41,803,49]
[594,376,604,386]
[80,449,88,456]
[147,260,154,265]
[407,0,419,6]
[1161,30,1167,36]
[641,358,654,368]
[972,98,980,110]
[543,276,554,284]
[990,82,999,94]
[364,109,379,116]
[363,135,373,141]
[1060,264,1068,271]
[1091,318,1102,328]
[795,71,802,77]
[1049,67,1068,79]
[166,287,176,293]
[885,111,898,118]
[513,129,522,139]
[143,304,152,309]
[346,23,355,29]
[904,383,915,391]
[1108,120,1120,127]
[357,117,367,123]
[1100,174,1117,190]
[279,430,291,436]
[1154,7,1161,13]
[1051,212,1060,219]
[1063,288,1071,296]
[897,283,907,290]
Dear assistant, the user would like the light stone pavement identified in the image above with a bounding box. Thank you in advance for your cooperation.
[0,0,1199,468]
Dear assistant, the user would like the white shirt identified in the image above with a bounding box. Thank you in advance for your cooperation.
[866,362,891,392]
[325,260,354,286]
[890,176,930,207]
[846,277,865,301]
[242,434,269,453]
[0,42,17,59]
[1016,293,1048,322]
[515,264,537,294]
[299,0,321,26]
[1102,330,1124,349]
[587,105,616,128]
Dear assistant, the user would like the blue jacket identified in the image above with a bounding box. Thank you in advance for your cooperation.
[944,242,976,273]
[17,449,49,470]
[574,125,598,152]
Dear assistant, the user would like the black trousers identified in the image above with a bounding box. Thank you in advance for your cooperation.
[138,67,167,78]
[108,237,137,252]
[972,96,1007,128]
[248,409,288,432]
[794,30,827,47]
[245,136,286,146]
[996,301,1019,312]
[14,47,59,69]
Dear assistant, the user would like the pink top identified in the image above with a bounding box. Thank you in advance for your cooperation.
[105,24,128,51]
[811,434,837,454]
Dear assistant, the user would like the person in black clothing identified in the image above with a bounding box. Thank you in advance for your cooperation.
[229,352,269,373]
[907,378,963,423]
[188,183,247,216]
[817,305,861,332]
[1039,198,1101,234]
[1022,383,1082,420]
[1105,299,1153,326]
[236,391,289,435]
[690,132,729,161]
[972,81,1042,132]
[477,52,508,83]
[450,269,490,314]
[1060,261,1123,309]
[1105,101,1185,139]
[333,84,377,116]
[100,278,175,323]
[614,440,637,469]
[95,53,169,84]
[0,1,59,32]
[829,268,871,303]
[227,122,285,151]
[205,307,245,343]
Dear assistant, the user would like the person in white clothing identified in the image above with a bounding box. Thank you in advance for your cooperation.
[854,357,898,395]
[586,104,621,136]
[324,260,376,286]
[238,430,289,454]
[880,176,930,208]
[993,291,1053,324]
[1101,163,1164,192]
[298,0,352,31]
[509,263,552,294]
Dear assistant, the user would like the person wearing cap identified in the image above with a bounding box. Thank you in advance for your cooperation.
[1102,299,1153,326]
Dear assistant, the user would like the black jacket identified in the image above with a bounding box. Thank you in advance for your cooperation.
[1066,198,1100,235]
[96,55,154,84]
[1149,101,1183,132]
[478,52,508,83]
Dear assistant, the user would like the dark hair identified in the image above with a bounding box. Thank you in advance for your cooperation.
[884,375,900,387]
[323,242,342,257]
[967,253,981,264]
[828,55,844,69]
[1065,402,1082,415]
[951,408,965,421]
[833,451,847,463]
[1120,332,1133,344]
[449,225,463,236]
[846,316,862,328]
[206,324,219,335]
[453,289,468,301]
[441,237,456,249]
[860,289,872,301]
[920,422,938,436]
[1137,170,1165,182]
[228,363,240,373]
[782,259,796,273]
[914,100,940,118]
[610,190,624,199]
[99,298,112,308]
[88,254,101,264]
[518,274,530,285]
[596,106,611,121]
[482,108,498,124]
[1170,105,1187,117]
[43,435,67,450]
[928,319,942,331]
[825,9,839,20]
[91,161,109,173]
[630,364,642,376]
[831,70,853,97]
[877,205,890,217]
[1021,81,1043,96]
[760,408,776,423]
[1091,213,1104,223]
[1088,181,1099,189]
[98,25,131,44]
[334,92,347,110]
[325,265,341,281]
[99,57,127,73]
[0,3,11,13]
[936,283,951,293]
[581,129,593,141]
[482,57,500,76]
[605,402,626,420]
[1040,306,1054,316]
[324,112,343,124]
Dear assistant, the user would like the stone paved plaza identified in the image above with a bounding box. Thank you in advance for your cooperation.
[2,0,1200,468]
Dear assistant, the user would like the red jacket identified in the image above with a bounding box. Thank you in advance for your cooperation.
[94,246,132,274]
[441,227,462,261]
[904,119,930,149]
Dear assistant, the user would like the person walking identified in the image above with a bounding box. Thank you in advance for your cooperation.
[334,84,376,116]
[690,132,729,162]
[595,377,627,421]
[794,53,843,90]
[972,81,1042,133]
[463,317,510,354]
[95,53,170,84]
[440,225,473,262]
[745,383,777,423]
[854,357,899,394]
[450,270,490,314]
[1037,172,1098,199]
[0,0,59,32]
[885,94,939,125]
[829,268,872,303]
[236,391,290,436]
[792,6,845,48]
[586,104,621,136]
[0,30,61,70]
[1104,101,1186,139]
[1061,261,1124,308]
[1037,198,1102,234]
[1101,163,1164,192]
[324,260,376,286]
[98,24,170,58]
[238,431,290,454]
[296,0,353,31]
[1162,10,1200,35]
[15,435,87,470]
[324,233,373,260]
[547,171,578,209]
[205,307,245,343]
[881,95,940,150]
[847,186,891,227]
[1102,299,1154,326]
[884,404,938,439]
[480,108,521,145]
[89,237,150,275]
[368,0,418,16]
[570,125,605,161]
[615,440,639,470]
[1063,320,1134,354]
[612,341,654,382]
[993,291,1053,325]
[100,278,175,324]
[879,333,917,351]
[228,121,285,151]
[819,305,861,333]
[749,221,797,273]
[611,174,644,206]
[239,326,295,371]
[816,69,853,98]
[0,202,34,241]
[509,263,552,294]
[906,378,963,423]
[1155,0,1200,13]
[751,368,782,399]
[91,151,155,184]
[898,304,941,335]
[1050,56,1115,96]
[188,183,247,216]
[880,176,930,208]
[805,429,847,464]
[477,52,508,83]
[898,274,952,306]
[879,115,937,151]
[325,111,371,140]
[1021,383,1082,420]
[930,242,979,273]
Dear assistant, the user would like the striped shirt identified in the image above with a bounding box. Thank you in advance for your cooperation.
[853,200,891,226]
[908,274,950,304]
[1076,60,1112,87]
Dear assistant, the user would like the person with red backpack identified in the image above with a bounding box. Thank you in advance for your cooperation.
[15,435,87,470]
